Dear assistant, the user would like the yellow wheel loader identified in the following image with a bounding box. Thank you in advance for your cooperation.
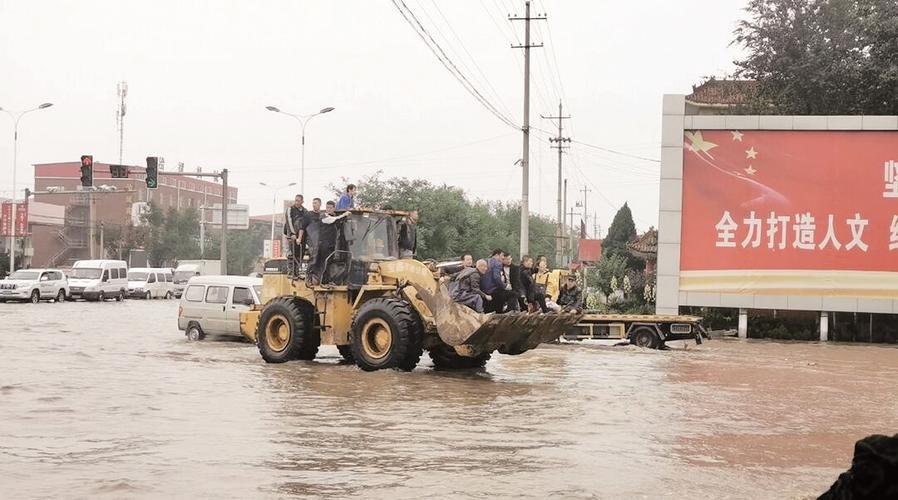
[240,209,582,371]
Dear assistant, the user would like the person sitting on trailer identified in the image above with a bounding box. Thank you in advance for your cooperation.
[556,275,584,313]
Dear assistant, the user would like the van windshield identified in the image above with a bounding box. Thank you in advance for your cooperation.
[9,271,40,280]
[128,272,148,281]
[71,268,102,279]
[173,271,196,284]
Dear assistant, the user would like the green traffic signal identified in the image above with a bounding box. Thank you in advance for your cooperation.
[145,156,159,189]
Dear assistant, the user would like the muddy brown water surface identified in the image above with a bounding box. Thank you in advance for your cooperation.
[2,300,897,499]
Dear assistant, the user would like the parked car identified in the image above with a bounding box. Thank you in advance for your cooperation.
[0,269,69,303]
[177,275,262,340]
[127,267,175,299]
[68,259,128,301]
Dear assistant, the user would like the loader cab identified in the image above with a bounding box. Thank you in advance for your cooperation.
[337,210,403,286]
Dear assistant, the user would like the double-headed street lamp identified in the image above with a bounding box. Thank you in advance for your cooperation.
[265,105,334,194]
[259,181,296,258]
[1,102,54,273]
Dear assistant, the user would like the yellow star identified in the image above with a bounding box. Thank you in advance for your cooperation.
[744,165,757,175]
[746,147,758,159]
[731,131,744,141]
[684,131,718,158]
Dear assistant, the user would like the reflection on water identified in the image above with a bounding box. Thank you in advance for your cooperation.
[2,301,897,499]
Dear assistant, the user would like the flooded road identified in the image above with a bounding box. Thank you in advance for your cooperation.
[2,300,897,499]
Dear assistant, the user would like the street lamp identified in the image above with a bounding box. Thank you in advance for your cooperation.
[259,181,296,258]
[1,102,53,273]
[265,105,334,194]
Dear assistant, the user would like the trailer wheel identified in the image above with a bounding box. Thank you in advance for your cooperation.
[631,327,661,349]
[350,298,422,372]
[257,298,316,363]
[428,344,491,370]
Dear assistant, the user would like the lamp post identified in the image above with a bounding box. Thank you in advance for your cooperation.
[265,105,334,194]
[259,181,296,258]
[1,102,53,273]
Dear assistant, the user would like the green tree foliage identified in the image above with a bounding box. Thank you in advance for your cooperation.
[146,205,202,266]
[601,203,642,270]
[339,173,559,263]
[589,253,628,296]
[734,0,898,114]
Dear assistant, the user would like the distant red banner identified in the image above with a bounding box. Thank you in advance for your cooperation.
[0,202,28,237]
[680,130,898,297]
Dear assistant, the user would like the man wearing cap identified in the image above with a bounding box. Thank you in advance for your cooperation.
[556,274,584,313]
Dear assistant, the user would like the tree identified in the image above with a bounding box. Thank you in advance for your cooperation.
[333,173,560,264]
[602,203,641,270]
[734,0,898,114]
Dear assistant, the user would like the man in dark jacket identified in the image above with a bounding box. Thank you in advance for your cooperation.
[556,275,584,313]
[519,255,538,312]
[314,201,339,282]
[283,194,307,271]
[399,210,418,258]
[480,249,506,313]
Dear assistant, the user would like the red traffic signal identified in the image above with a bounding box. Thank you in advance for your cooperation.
[80,155,93,187]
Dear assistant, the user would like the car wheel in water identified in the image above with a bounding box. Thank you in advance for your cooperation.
[165,291,172,300]
[56,289,66,303]
[98,291,105,302]
[30,290,41,304]
[186,324,205,341]
[145,291,152,300]
[116,291,124,302]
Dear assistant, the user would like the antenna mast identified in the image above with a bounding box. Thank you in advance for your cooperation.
[116,81,128,165]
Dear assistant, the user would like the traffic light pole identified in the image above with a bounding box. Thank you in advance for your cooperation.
[158,170,229,275]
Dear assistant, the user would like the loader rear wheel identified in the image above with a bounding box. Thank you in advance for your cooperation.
[350,298,422,372]
[429,344,491,370]
[257,298,316,363]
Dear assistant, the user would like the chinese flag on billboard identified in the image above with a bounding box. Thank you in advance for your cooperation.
[680,130,898,298]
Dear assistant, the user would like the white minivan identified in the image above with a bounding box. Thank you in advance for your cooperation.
[127,268,174,299]
[68,259,128,301]
[177,276,263,340]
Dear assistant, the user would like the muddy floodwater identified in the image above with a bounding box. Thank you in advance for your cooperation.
[2,300,897,499]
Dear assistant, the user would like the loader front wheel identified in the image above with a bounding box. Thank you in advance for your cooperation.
[257,298,314,363]
[350,298,422,372]
[429,344,491,370]
[336,344,355,363]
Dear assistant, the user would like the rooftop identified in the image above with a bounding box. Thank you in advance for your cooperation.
[686,78,758,108]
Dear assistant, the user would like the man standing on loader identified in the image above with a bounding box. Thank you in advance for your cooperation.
[284,194,307,272]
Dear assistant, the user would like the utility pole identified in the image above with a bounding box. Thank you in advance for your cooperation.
[510,1,545,257]
[541,100,570,264]
[99,222,105,259]
[580,185,591,239]
[116,82,128,165]
[562,178,568,265]
[89,192,96,259]
[567,205,580,262]
[593,211,600,240]
[221,169,229,275]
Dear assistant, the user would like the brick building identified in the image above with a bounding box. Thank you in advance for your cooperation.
[29,161,238,267]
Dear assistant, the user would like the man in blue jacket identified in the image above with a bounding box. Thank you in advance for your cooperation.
[336,184,356,210]
[480,249,508,313]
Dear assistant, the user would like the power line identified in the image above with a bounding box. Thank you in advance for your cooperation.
[572,139,661,163]
[390,0,519,130]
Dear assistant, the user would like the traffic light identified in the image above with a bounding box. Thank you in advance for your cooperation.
[80,155,93,188]
[145,157,158,189]
[109,164,129,178]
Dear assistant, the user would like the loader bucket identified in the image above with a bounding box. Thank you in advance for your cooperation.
[411,282,582,356]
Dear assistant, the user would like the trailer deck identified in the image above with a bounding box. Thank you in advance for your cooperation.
[564,312,708,349]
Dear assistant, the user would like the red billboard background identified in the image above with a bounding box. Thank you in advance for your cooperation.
[0,202,28,237]
[680,130,898,297]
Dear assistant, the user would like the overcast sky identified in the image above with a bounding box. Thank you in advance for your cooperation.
[0,0,746,235]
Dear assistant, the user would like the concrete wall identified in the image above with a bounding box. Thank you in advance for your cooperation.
[656,94,898,316]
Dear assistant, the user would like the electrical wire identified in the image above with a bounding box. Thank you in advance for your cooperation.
[391,0,519,130]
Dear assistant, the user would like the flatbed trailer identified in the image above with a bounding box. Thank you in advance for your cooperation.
[564,313,709,349]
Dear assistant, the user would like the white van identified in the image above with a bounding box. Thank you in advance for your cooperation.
[177,275,263,340]
[68,259,128,301]
[127,267,175,299]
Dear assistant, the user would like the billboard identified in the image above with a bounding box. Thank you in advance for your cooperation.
[680,130,898,298]
[0,202,28,237]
